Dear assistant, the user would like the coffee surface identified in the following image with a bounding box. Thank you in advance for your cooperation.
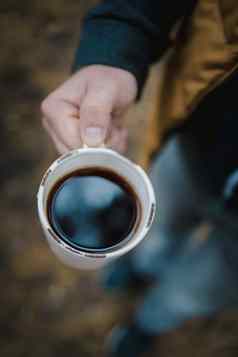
[48,169,138,250]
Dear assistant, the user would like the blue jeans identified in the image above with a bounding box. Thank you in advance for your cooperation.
[103,134,238,335]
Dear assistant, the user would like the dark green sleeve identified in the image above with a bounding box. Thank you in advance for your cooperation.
[73,0,195,96]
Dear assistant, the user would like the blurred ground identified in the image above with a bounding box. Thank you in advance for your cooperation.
[0,1,238,356]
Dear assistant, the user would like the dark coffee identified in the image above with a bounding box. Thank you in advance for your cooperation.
[47,168,139,251]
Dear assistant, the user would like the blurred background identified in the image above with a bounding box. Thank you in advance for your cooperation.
[1,1,238,356]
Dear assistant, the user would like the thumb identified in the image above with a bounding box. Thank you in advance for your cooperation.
[79,92,113,147]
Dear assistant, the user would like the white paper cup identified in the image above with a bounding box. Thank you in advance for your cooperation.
[37,148,156,270]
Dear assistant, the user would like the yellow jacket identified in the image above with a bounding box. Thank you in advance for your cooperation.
[155,0,238,147]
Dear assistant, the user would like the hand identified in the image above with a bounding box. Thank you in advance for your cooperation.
[41,65,138,154]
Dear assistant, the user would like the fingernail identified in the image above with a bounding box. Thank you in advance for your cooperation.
[84,127,105,146]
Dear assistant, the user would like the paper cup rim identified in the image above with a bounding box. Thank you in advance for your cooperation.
[37,148,156,259]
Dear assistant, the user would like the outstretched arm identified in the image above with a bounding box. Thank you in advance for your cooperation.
[41,0,195,152]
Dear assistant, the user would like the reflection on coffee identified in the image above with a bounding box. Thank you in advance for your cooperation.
[47,168,139,250]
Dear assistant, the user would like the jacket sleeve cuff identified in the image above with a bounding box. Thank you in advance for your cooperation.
[72,19,168,98]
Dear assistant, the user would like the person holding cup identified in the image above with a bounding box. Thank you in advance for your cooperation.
[41,0,238,356]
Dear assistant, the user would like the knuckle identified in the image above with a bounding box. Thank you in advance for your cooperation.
[41,93,57,115]
[40,97,51,115]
